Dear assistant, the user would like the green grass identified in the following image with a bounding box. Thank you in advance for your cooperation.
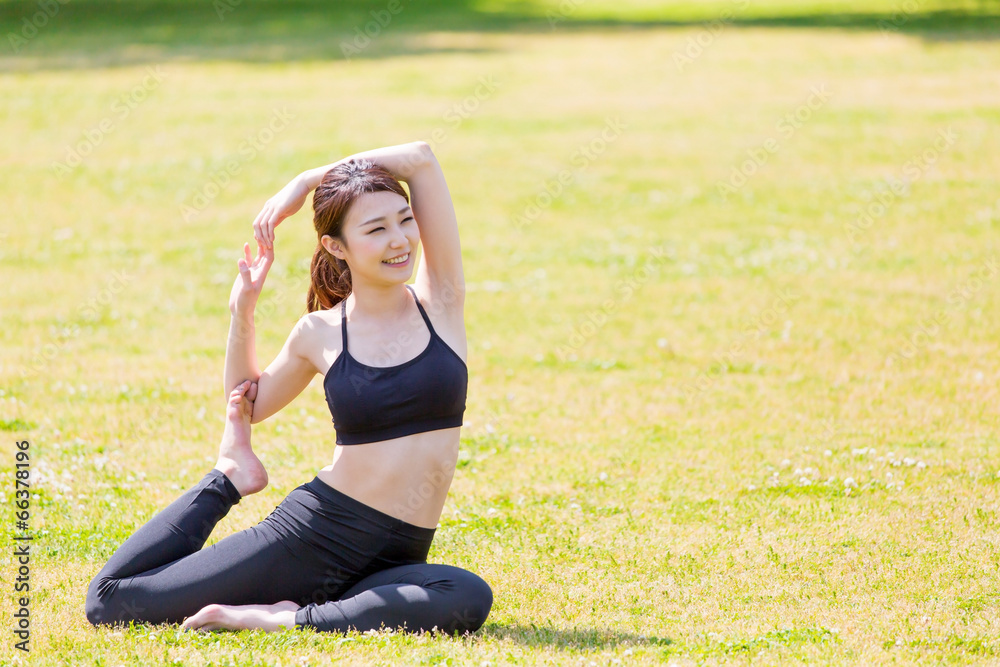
[2,0,1000,664]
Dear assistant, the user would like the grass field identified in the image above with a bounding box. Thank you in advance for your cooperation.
[2,0,1000,664]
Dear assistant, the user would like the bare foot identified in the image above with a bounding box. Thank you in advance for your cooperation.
[213,380,268,496]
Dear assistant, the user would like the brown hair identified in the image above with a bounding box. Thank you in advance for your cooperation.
[307,158,410,313]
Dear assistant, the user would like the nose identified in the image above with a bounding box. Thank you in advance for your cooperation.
[389,224,408,247]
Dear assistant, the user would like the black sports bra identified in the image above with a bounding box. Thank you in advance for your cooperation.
[324,285,468,445]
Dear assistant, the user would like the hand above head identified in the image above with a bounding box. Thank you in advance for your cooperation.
[228,239,274,316]
[253,175,311,249]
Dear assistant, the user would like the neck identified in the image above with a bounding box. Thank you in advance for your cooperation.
[346,280,410,323]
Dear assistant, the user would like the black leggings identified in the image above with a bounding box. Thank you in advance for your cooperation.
[85,469,493,634]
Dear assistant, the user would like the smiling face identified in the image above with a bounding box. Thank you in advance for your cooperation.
[321,190,420,286]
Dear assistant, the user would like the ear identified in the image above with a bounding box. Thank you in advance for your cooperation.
[321,234,347,261]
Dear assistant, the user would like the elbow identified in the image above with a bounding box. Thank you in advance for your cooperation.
[412,141,436,166]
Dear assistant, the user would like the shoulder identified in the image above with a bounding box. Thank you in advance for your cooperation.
[410,282,466,363]
[293,307,344,353]
[412,270,464,320]
[411,280,463,327]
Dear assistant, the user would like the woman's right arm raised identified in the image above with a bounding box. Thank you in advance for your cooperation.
[225,240,316,424]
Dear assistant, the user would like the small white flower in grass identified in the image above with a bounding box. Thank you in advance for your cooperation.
[794,467,803,476]
[903,457,915,466]
[804,467,814,475]
[824,449,832,457]
[781,459,791,468]
[748,484,757,491]
[844,477,857,488]
[599,472,608,481]
[624,649,633,656]
[917,461,926,469]
[799,477,811,486]
[657,338,669,348]
[886,472,893,479]
[487,508,497,515]
[570,503,581,509]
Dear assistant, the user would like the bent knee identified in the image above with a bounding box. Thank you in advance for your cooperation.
[448,569,493,633]
[85,575,126,627]
[85,578,110,627]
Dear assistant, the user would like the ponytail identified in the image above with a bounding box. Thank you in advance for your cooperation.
[307,244,351,313]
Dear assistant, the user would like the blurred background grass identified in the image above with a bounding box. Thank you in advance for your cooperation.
[1,0,999,664]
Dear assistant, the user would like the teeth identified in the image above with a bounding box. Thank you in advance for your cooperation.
[383,253,408,265]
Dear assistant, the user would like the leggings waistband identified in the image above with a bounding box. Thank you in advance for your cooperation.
[302,476,437,541]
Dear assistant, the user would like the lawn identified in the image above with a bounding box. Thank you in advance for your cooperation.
[1,0,999,664]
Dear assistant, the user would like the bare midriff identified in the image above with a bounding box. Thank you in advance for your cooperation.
[316,426,461,529]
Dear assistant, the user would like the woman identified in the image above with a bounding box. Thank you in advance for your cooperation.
[86,141,493,634]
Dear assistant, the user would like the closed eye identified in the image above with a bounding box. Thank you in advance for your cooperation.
[368,217,413,234]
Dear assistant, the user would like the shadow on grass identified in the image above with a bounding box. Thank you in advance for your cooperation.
[0,0,999,72]
[479,622,672,650]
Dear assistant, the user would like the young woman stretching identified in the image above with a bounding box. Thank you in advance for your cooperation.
[86,141,493,634]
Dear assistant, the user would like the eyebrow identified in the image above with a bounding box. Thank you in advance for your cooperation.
[361,206,412,227]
